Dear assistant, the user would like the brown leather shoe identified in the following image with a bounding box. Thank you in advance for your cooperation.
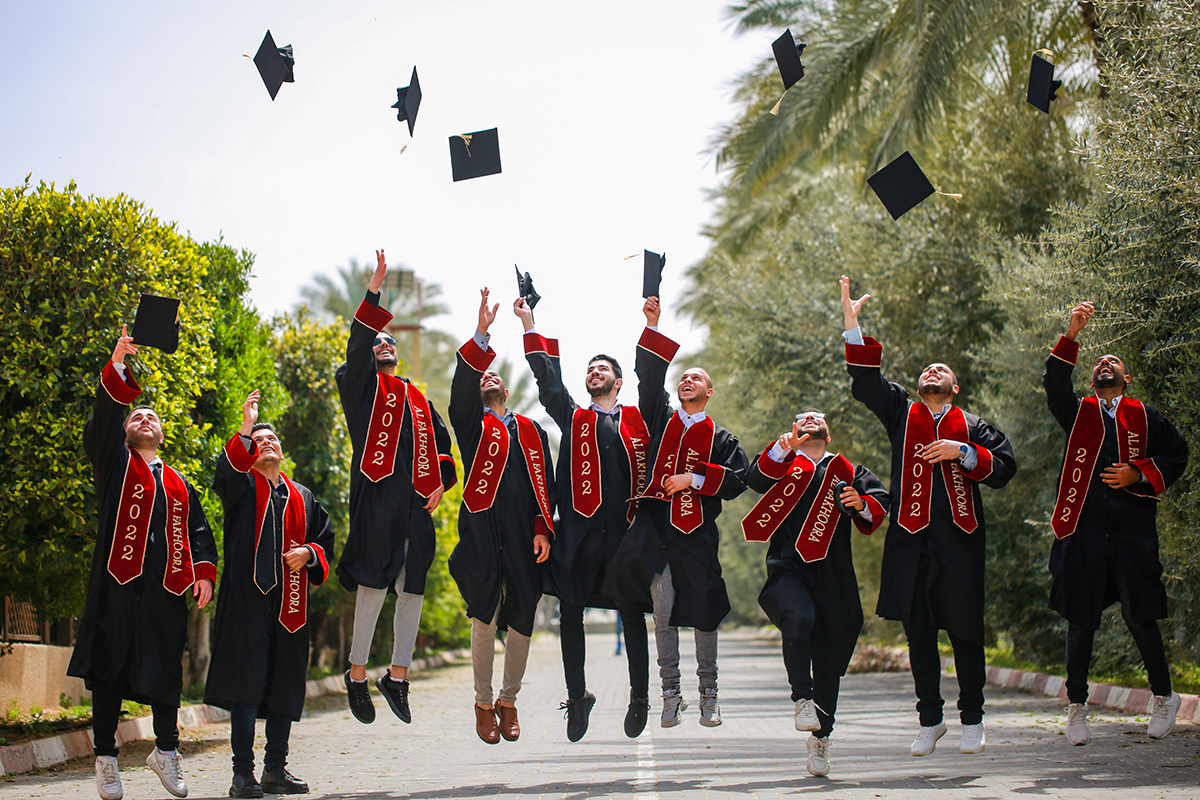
[495,701,520,742]
[475,703,500,744]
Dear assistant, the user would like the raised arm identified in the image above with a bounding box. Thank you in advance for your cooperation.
[840,276,910,435]
[635,296,679,438]
[338,249,394,405]
[450,288,498,444]
[517,298,577,430]
[212,391,259,503]
[84,325,143,477]
[1043,302,1092,432]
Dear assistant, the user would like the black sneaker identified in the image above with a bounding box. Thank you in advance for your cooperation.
[345,670,375,724]
[229,770,264,798]
[260,766,309,795]
[559,691,596,743]
[625,697,650,738]
[376,675,412,724]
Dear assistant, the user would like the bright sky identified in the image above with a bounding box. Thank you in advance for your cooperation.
[1,0,768,391]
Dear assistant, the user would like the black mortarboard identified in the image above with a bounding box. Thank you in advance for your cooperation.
[832,480,852,516]
[449,128,502,181]
[772,28,808,91]
[1026,54,1062,114]
[131,294,180,354]
[867,151,936,220]
[252,30,294,101]
[515,265,541,310]
[643,250,666,298]
[393,67,422,136]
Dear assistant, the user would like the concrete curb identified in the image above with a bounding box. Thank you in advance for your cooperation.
[0,648,470,777]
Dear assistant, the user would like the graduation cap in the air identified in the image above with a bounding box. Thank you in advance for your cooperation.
[772,29,808,91]
[131,294,180,354]
[867,151,937,220]
[393,67,422,136]
[251,30,294,101]
[1027,54,1063,114]
[515,266,541,310]
[643,250,666,298]
[449,128,502,181]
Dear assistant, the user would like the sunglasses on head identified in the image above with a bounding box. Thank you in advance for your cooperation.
[374,335,397,347]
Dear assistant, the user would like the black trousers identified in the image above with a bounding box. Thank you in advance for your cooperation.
[91,681,179,757]
[230,704,292,775]
[904,555,985,726]
[1065,557,1172,704]
[560,602,649,700]
[782,638,839,738]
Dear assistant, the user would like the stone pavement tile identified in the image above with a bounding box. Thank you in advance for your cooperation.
[1,629,1196,799]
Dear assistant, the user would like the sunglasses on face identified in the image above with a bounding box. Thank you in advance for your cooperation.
[796,412,826,422]
[374,336,397,348]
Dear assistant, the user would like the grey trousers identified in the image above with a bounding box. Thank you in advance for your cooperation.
[348,562,424,668]
[651,565,718,693]
[472,602,531,705]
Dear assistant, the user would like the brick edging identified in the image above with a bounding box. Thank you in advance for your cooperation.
[0,648,469,777]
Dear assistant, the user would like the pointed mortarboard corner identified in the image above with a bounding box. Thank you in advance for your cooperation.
[252,30,294,101]
[772,29,808,91]
[393,66,422,136]
[867,151,936,220]
[132,294,181,354]
[515,266,541,310]
[643,250,666,298]
[449,128,502,182]
[1027,53,1063,114]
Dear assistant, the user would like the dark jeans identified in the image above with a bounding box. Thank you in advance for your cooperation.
[1065,559,1172,704]
[560,602,649,700]
[91,682,179,757]
[904,555,985,726]
[230,704,292,775]
[782,637,839,738]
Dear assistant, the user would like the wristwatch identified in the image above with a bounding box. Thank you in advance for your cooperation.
[958,444,969,460]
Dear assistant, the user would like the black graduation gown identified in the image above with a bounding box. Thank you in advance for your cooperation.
[847,343,1016,644]
[67,363,218,707]
[524,333,636,608]
[205,440,336,721]
[335,292,456,595]
[605,329,748,632]
[447,339,555,638]
[1043,340,1188,628]
[746,448,889,676]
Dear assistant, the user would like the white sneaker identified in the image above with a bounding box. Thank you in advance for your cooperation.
[1066,702,1090,745]
[699,688,722,727]
[1148,691,1181,739]
[910,721,947,756]
[661,690,687,728]
[145,747,188,798]
[806,735,831,777]
[794,698,820,731]
[959,722,985,754]
[95,756,122,800]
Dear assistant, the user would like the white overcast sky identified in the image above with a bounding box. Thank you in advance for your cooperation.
[1,0,769,385]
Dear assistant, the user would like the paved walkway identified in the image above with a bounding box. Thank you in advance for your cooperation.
[4,630,1197,799]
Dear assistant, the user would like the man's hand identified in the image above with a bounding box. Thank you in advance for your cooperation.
[838,484,865,512]
[239,390,260,436]
[840,275,871,332]
[477,288,499,336]
[194,577,214,609]
[1066,301,1095,341]
[918,439,967,464]
[283,546,311,572]
[368,249,388,294]
[778,423,810,452]
[1102,463,1141,489]
[423,485,444,512]
[643,296,661,328]
[664,473,692,496]
[533,534,550,564]
[112,324,138,365]
[513,297,534,332]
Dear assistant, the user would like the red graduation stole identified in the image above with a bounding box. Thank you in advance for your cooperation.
[570,406,651,523]
[253,472,310,632]
[743,454,854,563]
[898,404,979,534]
[644,413,715,534]
[360,373,441,498]
[463,414,555,535]
[1052,396,1150,539]
[108,449,195,595]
